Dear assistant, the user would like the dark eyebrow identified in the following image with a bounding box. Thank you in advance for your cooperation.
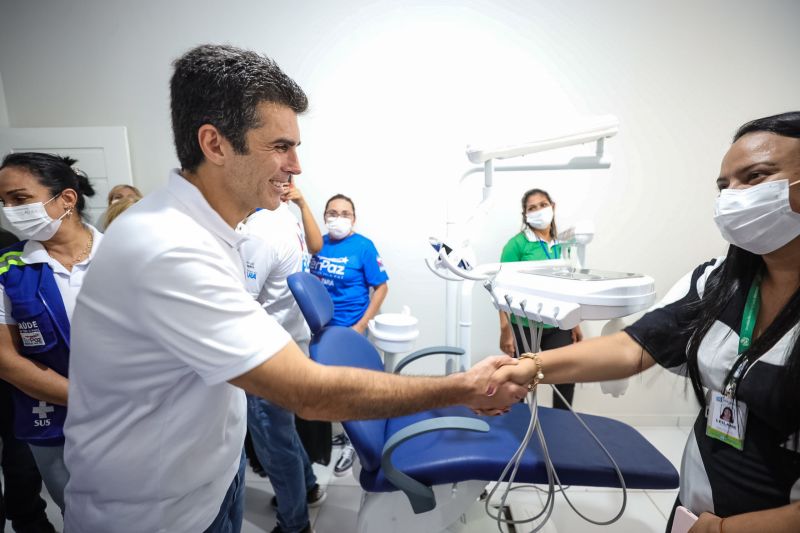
[734,161,779,177]
[271,137,301,147]
[718,161,779,186]
[4,188,28,195]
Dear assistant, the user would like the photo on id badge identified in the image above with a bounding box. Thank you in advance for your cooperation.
[706,392,747,450]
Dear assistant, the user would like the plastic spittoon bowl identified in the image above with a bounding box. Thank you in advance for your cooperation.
[368,306,420,354]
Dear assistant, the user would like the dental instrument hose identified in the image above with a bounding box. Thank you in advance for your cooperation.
[482,282,628,531]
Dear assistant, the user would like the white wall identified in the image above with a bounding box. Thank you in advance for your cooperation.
[0,71,9,127]
[1,0,799,423]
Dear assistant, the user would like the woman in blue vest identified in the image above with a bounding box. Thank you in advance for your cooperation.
[309,193,388,476]
[498,188,582,410]
[0,152,100,514]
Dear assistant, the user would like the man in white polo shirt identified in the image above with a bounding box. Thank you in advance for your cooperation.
[238,186,326,533]
[62,44,526,533]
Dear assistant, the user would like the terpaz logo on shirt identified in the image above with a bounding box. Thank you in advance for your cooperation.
[312,256,348,278]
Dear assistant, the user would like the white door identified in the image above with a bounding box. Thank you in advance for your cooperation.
[0,126,133,226]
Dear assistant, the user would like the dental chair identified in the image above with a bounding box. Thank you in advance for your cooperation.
[287,272,679,533]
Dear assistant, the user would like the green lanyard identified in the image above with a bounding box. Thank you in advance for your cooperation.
[738,271,762,354]
[724,271,763,396]
[536,239,561,260]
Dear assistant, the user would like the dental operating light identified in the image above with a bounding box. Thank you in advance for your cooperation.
[438,114,621,362]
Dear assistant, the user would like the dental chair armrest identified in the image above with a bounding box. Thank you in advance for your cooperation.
[381,416,489,514]
[394,346,465,374]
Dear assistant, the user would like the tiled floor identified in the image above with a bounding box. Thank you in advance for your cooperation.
[23,422,690,533]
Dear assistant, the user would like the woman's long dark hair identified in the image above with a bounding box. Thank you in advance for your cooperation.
[685,112,800,411]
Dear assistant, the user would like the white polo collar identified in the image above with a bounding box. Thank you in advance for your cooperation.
[21,224,104,274]
[524,227,557,246]
[167,169,245,249]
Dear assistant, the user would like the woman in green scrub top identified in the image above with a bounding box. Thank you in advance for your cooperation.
[498,188,582,409]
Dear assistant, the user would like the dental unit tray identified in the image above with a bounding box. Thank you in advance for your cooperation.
[488,264,656,330]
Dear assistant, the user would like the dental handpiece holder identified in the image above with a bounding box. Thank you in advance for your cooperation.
[489,264,657,331]
[368,306,420,372]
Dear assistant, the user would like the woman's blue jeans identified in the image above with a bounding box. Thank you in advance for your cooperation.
[246,394,317,533]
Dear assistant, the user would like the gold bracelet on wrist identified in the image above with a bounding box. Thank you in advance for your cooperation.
[519,352,544,392]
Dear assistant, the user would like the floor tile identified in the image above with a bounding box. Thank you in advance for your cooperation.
[511,489,668,532]
[645,490,679,520]
[242,484,278,532]
[633,426,688,471]
[311,485,362,532]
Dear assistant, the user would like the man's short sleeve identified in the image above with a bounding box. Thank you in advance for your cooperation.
[362,239,388,288]
[137,246,292,385]
[624,258,723,372]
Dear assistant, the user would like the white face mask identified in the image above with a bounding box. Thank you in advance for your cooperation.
[713,179,800,255]
[526,206,554,230]
[2,194,70,242]
[326,217,353,240]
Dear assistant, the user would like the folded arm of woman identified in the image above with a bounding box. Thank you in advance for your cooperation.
[0,324,68,405]
[352,282,388,334]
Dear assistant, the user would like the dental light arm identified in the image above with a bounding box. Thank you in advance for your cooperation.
[465,114,619,164]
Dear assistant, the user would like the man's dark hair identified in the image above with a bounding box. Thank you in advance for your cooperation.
[170,44,309,172]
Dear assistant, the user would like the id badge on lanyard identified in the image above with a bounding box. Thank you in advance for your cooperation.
[706,392,748,450]
[705,272,761,451]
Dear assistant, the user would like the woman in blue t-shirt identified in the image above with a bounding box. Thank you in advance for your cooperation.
[310,194,389,334]
[310,194,389,475]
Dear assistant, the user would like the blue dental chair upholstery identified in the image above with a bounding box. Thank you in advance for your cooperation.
[288,272,679,517]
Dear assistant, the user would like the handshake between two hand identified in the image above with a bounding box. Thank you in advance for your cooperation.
[463,355,534,416]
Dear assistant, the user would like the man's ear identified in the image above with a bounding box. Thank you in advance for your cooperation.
[197,124,229,167]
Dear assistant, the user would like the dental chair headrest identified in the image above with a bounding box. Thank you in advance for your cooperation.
[287,272,334,335]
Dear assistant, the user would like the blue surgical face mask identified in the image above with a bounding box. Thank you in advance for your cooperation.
[713,179,800,255]
[2,194,69,241]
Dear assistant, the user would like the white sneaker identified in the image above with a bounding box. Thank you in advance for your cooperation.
[334,445,355,476]
[331,433,349,447]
